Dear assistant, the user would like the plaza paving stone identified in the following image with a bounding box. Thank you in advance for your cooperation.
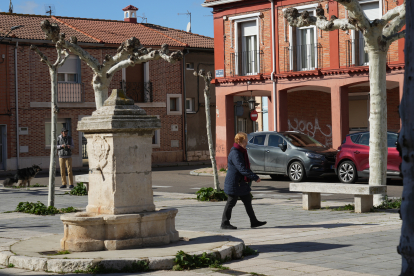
[0,186,402,275]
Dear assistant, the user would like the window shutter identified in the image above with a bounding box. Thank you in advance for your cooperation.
[241,21,257,36]
[361,2,380,21]
[58,56,78,73]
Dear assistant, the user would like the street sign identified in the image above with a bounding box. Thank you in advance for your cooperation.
[215,69,224,78]
[250,110,258,121]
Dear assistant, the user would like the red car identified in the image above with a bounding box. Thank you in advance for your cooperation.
[334,131,401,183]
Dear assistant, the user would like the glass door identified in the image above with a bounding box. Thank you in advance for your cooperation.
[298,27,315,70]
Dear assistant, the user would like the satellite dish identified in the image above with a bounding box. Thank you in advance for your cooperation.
[186,22,191,33]
[44,4,55,16]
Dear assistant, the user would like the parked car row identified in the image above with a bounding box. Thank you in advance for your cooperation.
[247,131,401,183]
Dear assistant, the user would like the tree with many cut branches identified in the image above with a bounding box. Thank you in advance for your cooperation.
[39,20,183,109]
[30,38,69,207]
[284,0,406,205]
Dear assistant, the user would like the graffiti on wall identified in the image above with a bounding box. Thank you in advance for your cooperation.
[288,118,332,147]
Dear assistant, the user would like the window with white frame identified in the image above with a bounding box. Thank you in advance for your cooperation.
[186,98,195,112]
[167,94,182,115]
[285,4,319,71]
[58,55,80,83]
[350,0,381,66]
[230,13,261,76]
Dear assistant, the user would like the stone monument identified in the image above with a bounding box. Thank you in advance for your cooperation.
[60,89,179,251]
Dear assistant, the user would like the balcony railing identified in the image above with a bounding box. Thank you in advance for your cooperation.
[120,81,153,103]
[230,50,264,77]
[283,43,323,72]
[57,83,84,103]
[346,39,391,67]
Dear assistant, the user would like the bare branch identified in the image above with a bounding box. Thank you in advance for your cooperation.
[335,0,371,31]
[385,30,406,45]
[106,44,183,77]
[56,49,70,68]
[40,20,60,42]
[103,37,143,70]
[58,34,101,73]
[30,45,52,67]
[383,2,406,37]
[284,6,356,31]
[381,1,405,24]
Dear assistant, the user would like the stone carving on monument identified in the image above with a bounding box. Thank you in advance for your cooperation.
[60,89,179,251]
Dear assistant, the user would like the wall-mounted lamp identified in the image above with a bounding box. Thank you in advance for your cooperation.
[0,25,24,64]
[246,81,256,111]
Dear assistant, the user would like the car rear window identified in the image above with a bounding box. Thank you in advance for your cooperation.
[250,135,266,146]
[358,133,370,146]
[350,135,359,143]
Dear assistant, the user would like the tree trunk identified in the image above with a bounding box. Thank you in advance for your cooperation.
[368,50,388,206]
[93,74,109,109]
[48,69,57,207]
[204,87,220,191]
[398,0,414,273]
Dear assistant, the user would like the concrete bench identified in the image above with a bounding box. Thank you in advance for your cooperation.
[74,174,89,191]
[289,183,387,213]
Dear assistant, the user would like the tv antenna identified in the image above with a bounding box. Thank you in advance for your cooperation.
[9,0,13,13]
[178,10,191,32]
[44,4,55,16]
[137,13,147,23]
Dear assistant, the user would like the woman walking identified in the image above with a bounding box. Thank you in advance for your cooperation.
[221,132,267,230]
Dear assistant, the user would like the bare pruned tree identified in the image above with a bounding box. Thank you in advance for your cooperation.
[39,20,183,109]
[284,0,406,205]
[30,40,69,207]
[194,69,220,191]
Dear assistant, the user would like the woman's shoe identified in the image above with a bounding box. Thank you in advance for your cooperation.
[221,224,237,230]
[251,221,267,228]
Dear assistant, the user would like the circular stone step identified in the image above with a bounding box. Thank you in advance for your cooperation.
[2,231,244,273]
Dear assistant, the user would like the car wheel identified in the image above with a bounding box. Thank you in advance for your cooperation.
[338,161,357,183]
[288,161,306,182]
[270,174,284,181]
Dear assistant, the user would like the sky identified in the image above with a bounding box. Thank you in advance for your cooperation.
[0,0,214,37]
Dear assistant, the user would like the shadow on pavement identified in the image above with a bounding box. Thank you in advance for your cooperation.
[274,223,378,229]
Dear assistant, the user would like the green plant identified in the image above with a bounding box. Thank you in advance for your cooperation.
[82,261,149,274]
[69,182,88,196]
[173,250,226,271]
[15,201,78,215]
[30,183,46,187]
[219,168,227,172]
[374,196,402,210]
[332,204,355,211]
[48,250,70,256]
[7,263,14,268]
[196,187,227,202]
[242,246,258,257]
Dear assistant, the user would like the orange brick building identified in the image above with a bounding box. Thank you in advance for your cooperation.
[203,0,405,168]
[0,6,214,170]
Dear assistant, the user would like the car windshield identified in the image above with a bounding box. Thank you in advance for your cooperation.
[283,133,324,147]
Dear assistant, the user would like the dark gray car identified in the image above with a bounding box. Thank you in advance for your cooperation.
[247,131,337,182]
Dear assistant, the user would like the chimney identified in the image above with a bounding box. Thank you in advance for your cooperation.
[123,5,138,23]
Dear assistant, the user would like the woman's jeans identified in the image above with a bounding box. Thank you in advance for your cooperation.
[222,194,258,225]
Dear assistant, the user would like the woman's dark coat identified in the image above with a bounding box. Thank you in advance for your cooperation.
[224,147,259,196]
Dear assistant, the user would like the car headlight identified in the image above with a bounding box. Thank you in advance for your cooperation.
[306,152,323,159]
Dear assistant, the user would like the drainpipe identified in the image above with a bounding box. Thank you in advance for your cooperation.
[14,41,19,169]
[183,49,189,161]
[270,0,277,132]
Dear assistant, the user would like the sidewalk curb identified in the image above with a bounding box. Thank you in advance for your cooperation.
[1,241,245,272]
[189,170,214,177]
[0,161,212,178]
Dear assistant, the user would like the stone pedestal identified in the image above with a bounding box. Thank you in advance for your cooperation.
[61,89,179,251]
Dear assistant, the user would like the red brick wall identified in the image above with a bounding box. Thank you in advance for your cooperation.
[287,90,333,147]
[387,87,400,131]
[0,44,12,158]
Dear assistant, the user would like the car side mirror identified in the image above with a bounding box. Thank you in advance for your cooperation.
[279,144,287,151]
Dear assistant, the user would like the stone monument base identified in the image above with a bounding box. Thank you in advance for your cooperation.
[60,209,179,252]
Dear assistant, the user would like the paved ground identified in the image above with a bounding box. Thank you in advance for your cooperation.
[0,166,403,275]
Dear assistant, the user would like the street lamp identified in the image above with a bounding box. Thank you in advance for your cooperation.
[246,81,256,111]
[0,25,24,64]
